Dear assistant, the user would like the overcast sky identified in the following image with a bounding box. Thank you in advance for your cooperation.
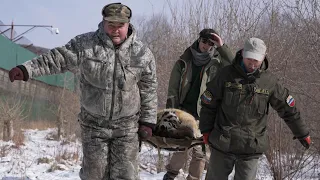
[0,0,173,48]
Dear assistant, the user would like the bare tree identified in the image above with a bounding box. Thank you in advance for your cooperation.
[47,75,80,140]
[0,96,26,141]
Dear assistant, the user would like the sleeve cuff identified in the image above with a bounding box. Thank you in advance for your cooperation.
[200,129,212,134]
[216,44,227,51]
[139,121,156,130]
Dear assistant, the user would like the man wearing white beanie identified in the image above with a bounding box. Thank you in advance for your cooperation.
[199,37,311,180]
[242,37,267,73]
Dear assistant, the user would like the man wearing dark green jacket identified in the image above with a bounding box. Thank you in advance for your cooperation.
[164,29,234,180]
[200,37,311,180]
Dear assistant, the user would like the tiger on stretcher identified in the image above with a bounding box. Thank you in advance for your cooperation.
[142,108,205,151]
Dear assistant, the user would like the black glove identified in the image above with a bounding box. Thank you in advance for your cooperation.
[8,65,29,82]
[138,122,155,140]
[294,134,311,149]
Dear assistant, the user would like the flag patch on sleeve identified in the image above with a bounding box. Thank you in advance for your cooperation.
[286,95,295,107]
[201,90,213,104]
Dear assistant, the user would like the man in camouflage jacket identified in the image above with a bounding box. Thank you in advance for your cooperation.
[200,37,311,180]
[8,3,157,180]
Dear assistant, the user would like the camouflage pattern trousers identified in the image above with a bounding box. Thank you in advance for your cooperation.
[79,124,140,180]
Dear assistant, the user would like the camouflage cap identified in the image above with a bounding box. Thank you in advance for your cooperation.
[102,3,132,23]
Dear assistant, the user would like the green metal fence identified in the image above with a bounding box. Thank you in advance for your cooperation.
[0,35,75,121]
[0,35,74,90]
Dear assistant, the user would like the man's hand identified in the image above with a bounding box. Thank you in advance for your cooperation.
[9,67,24,82]
[294,134,311,149]
[299,135,311,149]
[9,66,28,82]
[209,33,223,47]
[202,133,210,144]
[138,123,155,140]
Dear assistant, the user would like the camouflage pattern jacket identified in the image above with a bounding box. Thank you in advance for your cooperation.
[22,22,157,126]
[200,50,309,155]
[166,41,234,116]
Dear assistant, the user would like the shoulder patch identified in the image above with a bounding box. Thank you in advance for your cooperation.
[201,90,213,104]
[286,95,295,107]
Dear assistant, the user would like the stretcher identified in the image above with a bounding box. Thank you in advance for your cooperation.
[144,136,205,151]
[140,108,205,152]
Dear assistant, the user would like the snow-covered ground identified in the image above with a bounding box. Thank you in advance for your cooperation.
[0,129,318,180]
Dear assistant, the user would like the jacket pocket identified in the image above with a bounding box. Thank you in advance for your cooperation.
[81,58,111,88]
[209,128,231,152]
[222,84,242,118]
[224,91,234,106]
[255,128,268,153]
[244,128,268,154]
[120,84,140,118]
[78,109,105,127]
[223,83,242,107]
[80,80,109,116]
[119,66,139,91]
[252,93,269,118]
[118,66,141,117]
[258,96,268,114]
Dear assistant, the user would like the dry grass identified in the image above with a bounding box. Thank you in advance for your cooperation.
[1,120,56,147]
[37,157,54,164]
[55,147,81,163]
[47,146,81,172]
[0,144,10,157]
[11,130,25,148]
[47,162,66,172]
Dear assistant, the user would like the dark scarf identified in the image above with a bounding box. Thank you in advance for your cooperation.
[190,41,215,66]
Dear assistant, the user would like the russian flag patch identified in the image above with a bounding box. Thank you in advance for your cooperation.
[286,95,295,107]
[201,90,213,104]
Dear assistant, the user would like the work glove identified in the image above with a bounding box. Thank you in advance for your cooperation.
[294,134,311,149]
[138,122,155,140]
[202,132,210,144]
[9,66,28,82]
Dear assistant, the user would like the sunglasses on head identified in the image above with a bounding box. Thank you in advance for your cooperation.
[201,38,214,46]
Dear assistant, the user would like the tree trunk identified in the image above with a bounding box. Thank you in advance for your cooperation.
[3,120,14,142]
[57,106,63,140]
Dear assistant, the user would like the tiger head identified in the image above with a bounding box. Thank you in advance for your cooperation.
[155,110,182,136]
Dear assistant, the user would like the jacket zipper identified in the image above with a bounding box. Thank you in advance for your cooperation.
[109,49,118,120]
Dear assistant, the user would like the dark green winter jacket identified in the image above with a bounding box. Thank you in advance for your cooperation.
[199,50,309,155]
[166,41,234,117]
